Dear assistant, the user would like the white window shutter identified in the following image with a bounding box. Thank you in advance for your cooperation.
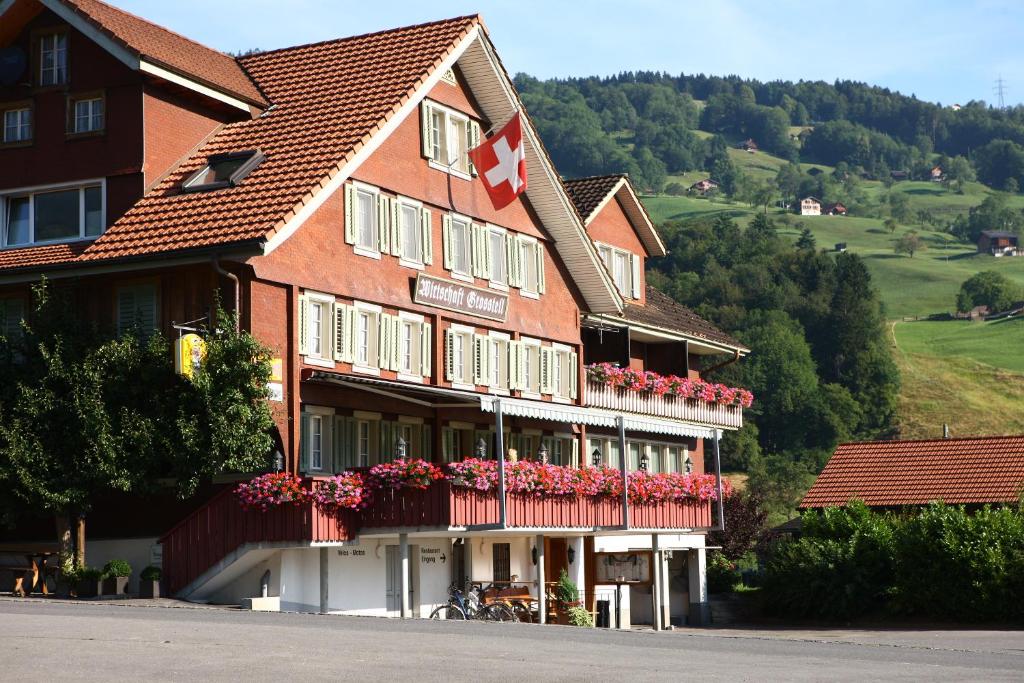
[333,302,352,362]
[391,315,401,371]
[420,322,432,377]
[391,199,402,257]
[442,214,453,270]
[444,329,455,381]
[569,351,579,400]
[473,334,485,385]
[631,253,641,299]
[540,347,552,395]
[345,306,357,362]
[481,228,492,280]
[377,195,390,254]
[298,294,309,355]
[377,313,390,370]
[421,208,433,264]
[344,184,356,245]
[420,102,433,158]
[468,120,481,176]
[505,234,517,288]
[299,413,310,473]
[508,341,521,390]
[537,244,546,294]
[470,224,481,278]
[571,438,580,468]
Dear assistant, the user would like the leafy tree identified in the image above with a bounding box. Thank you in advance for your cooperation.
[707,490,768,561]
[973,139,1024,191]
[943,155,975,193]
[956,270,1022,312]
[775,163,803,207]
[887,191,912,223]
[0,281,274,571]
[795,226,816,250]
[884,218,898,234]
[894,231,926,258]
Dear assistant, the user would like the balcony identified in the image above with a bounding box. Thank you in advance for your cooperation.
[584,379,744,429]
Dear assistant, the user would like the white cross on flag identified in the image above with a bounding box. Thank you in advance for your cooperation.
[469,112,527,210]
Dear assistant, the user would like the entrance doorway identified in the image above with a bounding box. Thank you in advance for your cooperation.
[545,538,569,586]
[385,545,416,617]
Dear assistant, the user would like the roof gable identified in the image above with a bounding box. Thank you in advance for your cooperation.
[801,435,1024,508]
[564,175,666,257]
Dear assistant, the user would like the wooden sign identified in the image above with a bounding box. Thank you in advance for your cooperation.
[413,273,508,322]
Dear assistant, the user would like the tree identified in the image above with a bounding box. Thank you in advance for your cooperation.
[884,218,898,234]
[943,155,975,193]
[707,490,768,561]
[775,163,803,207]
[887,191,912,223]
[0,281,274,572]
[956,270,1022,313]
[894,231,925,258]
[795,226,817,250]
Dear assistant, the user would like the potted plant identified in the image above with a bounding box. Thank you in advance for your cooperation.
[139,565,162,599]
[75,567,103,598]
[101,559,132,596]
[554,569,583,625]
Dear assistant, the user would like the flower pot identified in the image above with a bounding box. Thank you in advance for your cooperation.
[139,579,161,599]
[75,579,100,598]
[101,576,129,596]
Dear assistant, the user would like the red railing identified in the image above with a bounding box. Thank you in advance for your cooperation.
[160,479,356,596]
[585,379,744,429]
[360,481,712,530]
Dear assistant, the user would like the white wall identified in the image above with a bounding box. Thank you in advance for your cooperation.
[85,537,159,594]
[208,551,282,606]
[467,536,538,591]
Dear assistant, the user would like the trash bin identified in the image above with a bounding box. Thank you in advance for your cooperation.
[596,600,610,628]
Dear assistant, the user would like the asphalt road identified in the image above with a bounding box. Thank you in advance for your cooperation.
[3,599,1023,681]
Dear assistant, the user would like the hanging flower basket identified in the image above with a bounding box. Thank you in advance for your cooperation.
[585,363,754,408]
[235,472,308,511]
[313,472,370,511]
[367,458,445,490]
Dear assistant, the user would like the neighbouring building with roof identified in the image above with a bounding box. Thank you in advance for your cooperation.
[930,165,944,182]
[687,178,718,195]
[977,230,1020,257]
[800,436,1024,510]
[823,202,847,216]
[798,197,821,216]
[0,0,753,629]
[740,139,758,152]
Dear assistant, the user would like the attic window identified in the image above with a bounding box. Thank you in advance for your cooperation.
[182,150,264,193]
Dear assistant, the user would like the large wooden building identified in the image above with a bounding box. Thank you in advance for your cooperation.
[0,0,751,628]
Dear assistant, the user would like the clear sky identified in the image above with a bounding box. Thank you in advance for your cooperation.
[117,0,1023,106]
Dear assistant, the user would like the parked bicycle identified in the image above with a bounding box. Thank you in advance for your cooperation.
[429,583,518,621]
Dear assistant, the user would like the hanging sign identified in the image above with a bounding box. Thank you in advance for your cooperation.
[413,273,508,322]
[174,333,207,379]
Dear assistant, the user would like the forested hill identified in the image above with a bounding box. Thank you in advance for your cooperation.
[514,71,1024,193]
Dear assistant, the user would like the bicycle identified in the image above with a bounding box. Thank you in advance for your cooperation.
[429,583,518,621]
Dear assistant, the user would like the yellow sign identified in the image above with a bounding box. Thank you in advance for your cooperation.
[270,358,283,382]
[175,333,207,379]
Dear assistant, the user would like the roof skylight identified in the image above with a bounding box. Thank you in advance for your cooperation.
[182,150,264,193]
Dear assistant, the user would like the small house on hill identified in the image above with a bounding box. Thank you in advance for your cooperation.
[978,230,1019,257]
[688,178,719,195]
[741,139,758,153]
[930,165,944,182]
[800,435,1024,510]
[890,170,909,181]
[823,202,847,216]
[798,197,821,216]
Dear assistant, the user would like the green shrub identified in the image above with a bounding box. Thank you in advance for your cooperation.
[567,605,594,627]
[102,559,132,578]
[78,567,103,581]
[707,552,740,594]
[555,569,579,604]
[140,565,162,582]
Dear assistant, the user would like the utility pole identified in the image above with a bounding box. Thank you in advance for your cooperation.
[994,76,1008,110]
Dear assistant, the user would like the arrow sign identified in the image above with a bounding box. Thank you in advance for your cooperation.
[440,554,447,564]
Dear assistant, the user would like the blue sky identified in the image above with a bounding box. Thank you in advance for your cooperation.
[119,0,1023,106]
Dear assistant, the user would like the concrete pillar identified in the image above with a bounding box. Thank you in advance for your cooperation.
[400,533,410,619]
[319,547,329,614]
[651,535,662,631]
[568,536,586,600]
[687,547,710,626]
[535,535,546,625]
[657,548,671,628]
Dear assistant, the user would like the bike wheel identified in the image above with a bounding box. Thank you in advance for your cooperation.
[481,603,517,622]
[429,604,466,620]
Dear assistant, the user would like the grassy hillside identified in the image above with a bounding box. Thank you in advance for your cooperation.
[892,318,1024,438]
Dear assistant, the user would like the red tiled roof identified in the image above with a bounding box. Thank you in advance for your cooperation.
[800,436,1024,508]
[0,15,479,270]
[61,0,265,106]
[563,174,626,222]
[609,286,747,351]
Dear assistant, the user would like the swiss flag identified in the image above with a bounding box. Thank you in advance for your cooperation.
[469,112,527,210]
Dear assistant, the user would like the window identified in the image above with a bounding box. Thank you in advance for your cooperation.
[395,313,430,380]
[421,101,479,177]
[299,292,334,362]
[357,310,372,366]
[518,237,540,295]
[487,334,509,391]
[70,97,104,134]
[401,320,415,374]
[357,188,376,250]
[488,228,507,287]
[357,420,371,467]
[182,150,264,193]
[399,201,422,264]
[2,183,104,247]
[444,215,473,278]
[309,415,324,471]
[521,340,540,395]
[492,543,511,584]
[445,326,474,387]
[116,283,158,337]
[596,241,640,299]
[542,345,578,400]
[39,33,67,86]
[2,109,31,144]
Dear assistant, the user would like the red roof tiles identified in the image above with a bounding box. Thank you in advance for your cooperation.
[563,174,626,222]
[800,435,1024,508]
[0,15,479,271]
[61,0,265,106]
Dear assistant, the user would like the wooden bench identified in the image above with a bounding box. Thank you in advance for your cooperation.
[0,548,58,597]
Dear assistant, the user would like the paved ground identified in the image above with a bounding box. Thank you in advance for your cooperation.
[3,598,1023,681]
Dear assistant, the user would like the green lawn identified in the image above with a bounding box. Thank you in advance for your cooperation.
[894,317,1024,373]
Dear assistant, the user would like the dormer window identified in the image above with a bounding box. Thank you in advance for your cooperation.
[597,241,641,299]
[182,150,264,193]
[420,100,480,178]
[39,33,68,87]
[2,182,104,247]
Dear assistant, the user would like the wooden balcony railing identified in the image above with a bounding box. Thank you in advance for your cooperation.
[584,379,743,429]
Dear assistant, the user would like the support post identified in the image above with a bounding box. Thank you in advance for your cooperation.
[535,534,546,625]
[651,534,662,631]
[399,533,410,619]
[712,429,725,531]
[687,548,709,626]
[319,546,329,614]
[495,400,506,528]
[617,415,628,529]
